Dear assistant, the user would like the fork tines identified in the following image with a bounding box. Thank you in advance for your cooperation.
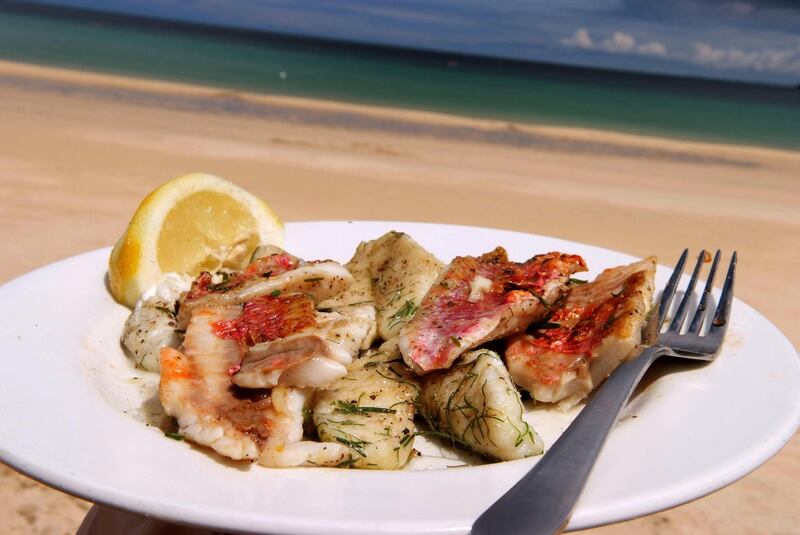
[658,249,737,344]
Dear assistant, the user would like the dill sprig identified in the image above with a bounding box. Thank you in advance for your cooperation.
[334,400,396,415]
[532,293,552,309]
[335,436,370,457]
[388,299,418,328]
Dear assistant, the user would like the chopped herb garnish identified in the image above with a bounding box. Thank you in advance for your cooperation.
[336,457,358,468]
[304,277,324,282]
[335,436,370,457]
[450,335,462,347]
[532,293,552,309]
[164,431,184,441]
[323,418,365,427]
[388,299,418,328]
[568,278,588,285]
[207,272,235,292]
[334,400,396,414]
[270,290,281,297]
[347,300,375,307]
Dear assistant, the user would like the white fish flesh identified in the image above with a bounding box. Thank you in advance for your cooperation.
[319,232,443,342]
[121,273,190,371]
[313,343,420,469]
[421,349,543,461]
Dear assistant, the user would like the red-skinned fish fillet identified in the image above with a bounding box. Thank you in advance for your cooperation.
[399,248,586,374]
[505,257,656,408]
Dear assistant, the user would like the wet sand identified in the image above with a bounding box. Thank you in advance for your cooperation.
[0,60,798,534]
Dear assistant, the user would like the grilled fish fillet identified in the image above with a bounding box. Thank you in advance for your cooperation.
[228,303,376,389]
[320,231,443,342]
[159,306,274,461]
[421,349,543,461]
[400,248,586,374]
[313,342,420,469]
[317,239,375,310]
[505,257,656,409]
[368,232,444,341]
[177,251,353,328]
[159,306,349,466]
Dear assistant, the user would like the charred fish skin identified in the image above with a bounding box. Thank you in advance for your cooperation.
[313,345,420,470]
[421,349,543,461]
[400,249,587,375]
[505,257,657,409]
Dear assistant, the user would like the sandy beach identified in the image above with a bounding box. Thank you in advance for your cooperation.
[0,60,798,534]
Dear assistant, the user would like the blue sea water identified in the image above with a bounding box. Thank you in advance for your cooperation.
[1,3,798,150]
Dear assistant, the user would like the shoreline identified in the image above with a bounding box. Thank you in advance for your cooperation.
[1,59,798,162]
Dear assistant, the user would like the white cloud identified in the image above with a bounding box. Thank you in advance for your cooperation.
[563,28,667,57]
[603,32,635,52]
[638,41,667,57]
[692,41,800,74]
[562,28,593,49]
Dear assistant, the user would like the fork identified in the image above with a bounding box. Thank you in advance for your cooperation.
[471,249,737,535]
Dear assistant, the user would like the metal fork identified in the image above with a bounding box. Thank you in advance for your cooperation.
[472,250,737,535]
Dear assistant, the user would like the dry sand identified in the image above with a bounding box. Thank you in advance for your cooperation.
[0,60,798,534]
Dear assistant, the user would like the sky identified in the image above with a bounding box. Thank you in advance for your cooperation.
[21,0,800,85]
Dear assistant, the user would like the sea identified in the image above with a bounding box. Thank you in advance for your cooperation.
[1,2,798,150]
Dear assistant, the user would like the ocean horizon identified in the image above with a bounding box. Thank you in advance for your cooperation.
[1,1,798,150]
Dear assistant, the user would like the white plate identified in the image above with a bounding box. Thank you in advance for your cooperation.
[1,221,799,535]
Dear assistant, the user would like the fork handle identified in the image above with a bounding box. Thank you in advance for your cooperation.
[471,346,667,535]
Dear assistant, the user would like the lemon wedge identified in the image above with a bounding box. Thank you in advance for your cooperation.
[109,173,284,307]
